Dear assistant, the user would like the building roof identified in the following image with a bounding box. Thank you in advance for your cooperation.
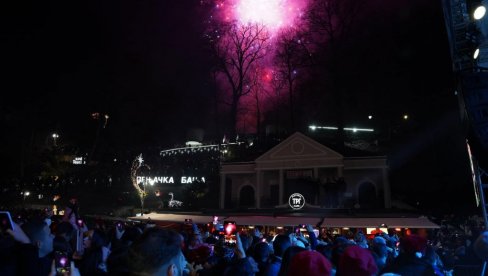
[223,132,386,164]
[222,132,387,171]
[130,212,438,228]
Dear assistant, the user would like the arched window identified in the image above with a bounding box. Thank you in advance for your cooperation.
[358,182,377,209]
[239,185,255,207]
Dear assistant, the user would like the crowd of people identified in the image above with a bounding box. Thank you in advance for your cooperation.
[1,201,488,276]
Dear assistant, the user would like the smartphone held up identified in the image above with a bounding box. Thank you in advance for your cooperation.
[55,251,70,275]
[224,221,237,246]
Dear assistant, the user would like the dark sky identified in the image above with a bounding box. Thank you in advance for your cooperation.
[2,0,214,148]
[0,0,480,212]
[1,0,455,145]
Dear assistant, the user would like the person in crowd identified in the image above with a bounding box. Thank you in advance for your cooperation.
[107,244,130,276]
[474,230,488,260]
[63,197,80,228]
[355,231,369,249]
[277,246,307,276]
[0,220,31,275]
[62,196,87,256]
[106,224,142,275]
[1,216,82,276]
[223,257,259,276]
[80,229,110,275]
[0,231,17,275]
[197,241,235,276]
[370,236,390,273]
[264,234,291,276]
[383,234,437,276]
[315,242,333,262]
[223,233,259,276]
[337,245,378,276]
[186,223,211,266]
[287,250,332,276]
[423,245,447,276]
[21,217,55,275]
[239,232,253,256]
[251,242,271,276]
[331,236,353,267]
[53,221,75,258]
[128,228,188,276]
[204,230,219,245]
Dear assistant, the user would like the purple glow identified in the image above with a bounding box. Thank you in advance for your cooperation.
[208,0,311,133]
[214,0,307,32]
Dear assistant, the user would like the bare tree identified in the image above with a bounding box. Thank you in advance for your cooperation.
[249,67,269,137]
[306,0,366,149]
[209,23,270,138]
[274,29,310,130]
[307,0,365,46]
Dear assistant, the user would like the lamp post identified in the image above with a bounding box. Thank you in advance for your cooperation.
[22,191,30,208]
[52,133,59,147]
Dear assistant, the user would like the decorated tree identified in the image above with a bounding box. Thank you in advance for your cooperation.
[130,154,150,214]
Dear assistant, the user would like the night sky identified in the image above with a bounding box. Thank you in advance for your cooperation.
[0,0,481,213]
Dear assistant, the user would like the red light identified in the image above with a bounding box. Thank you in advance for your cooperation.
[225,223,236,235]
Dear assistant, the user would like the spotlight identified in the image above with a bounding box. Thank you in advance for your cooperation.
[474,48,480,59]
[474,5,486,20]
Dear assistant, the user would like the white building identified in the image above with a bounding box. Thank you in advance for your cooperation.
[220,132,391,210]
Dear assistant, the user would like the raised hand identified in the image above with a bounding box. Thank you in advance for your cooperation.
[6,222,30,244]
[235,232,246,259]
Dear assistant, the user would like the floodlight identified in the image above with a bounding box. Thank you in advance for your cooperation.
[474,5,486,20]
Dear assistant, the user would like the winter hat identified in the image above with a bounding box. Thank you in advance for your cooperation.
[400,234,427,255]
[373,236,393,253]
[338,245,378,276]
[373,236,387,246]
[334,236,349,245]
[288,250,332,276]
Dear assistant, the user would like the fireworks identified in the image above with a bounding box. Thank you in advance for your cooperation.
[206,0,311,133]
[236,0,284,29]
[213,0,306,32]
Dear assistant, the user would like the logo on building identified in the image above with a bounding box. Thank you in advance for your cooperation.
[289,193,305,210]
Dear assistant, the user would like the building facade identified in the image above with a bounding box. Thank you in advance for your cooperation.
[220,132,391,209]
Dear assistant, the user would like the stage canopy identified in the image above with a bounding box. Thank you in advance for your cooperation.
[129,212,439,229]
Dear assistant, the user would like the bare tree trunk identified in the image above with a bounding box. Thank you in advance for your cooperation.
[208,23,269,137]
[288,75,295,130]
[230,98,239,139]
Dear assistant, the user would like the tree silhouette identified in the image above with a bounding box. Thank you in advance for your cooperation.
[274,28,311,130]
[306,0,367,149]
[208,22,270,138]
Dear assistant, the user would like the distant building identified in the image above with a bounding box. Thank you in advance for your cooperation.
[220,132,391,210]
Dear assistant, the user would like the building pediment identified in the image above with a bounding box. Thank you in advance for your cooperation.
[256,132,343,165]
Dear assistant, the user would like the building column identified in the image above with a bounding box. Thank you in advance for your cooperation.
[279,169,284,205]
[382,168,391,208]
[220,173,226,209]
[313,167,319,204]
[256,170,262,208]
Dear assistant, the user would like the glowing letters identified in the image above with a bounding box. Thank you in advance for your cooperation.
[136,176,206,185]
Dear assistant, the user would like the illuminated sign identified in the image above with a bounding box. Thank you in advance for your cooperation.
[72,157,86,165]
[289,193,305,210]
[136,176,206,185]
